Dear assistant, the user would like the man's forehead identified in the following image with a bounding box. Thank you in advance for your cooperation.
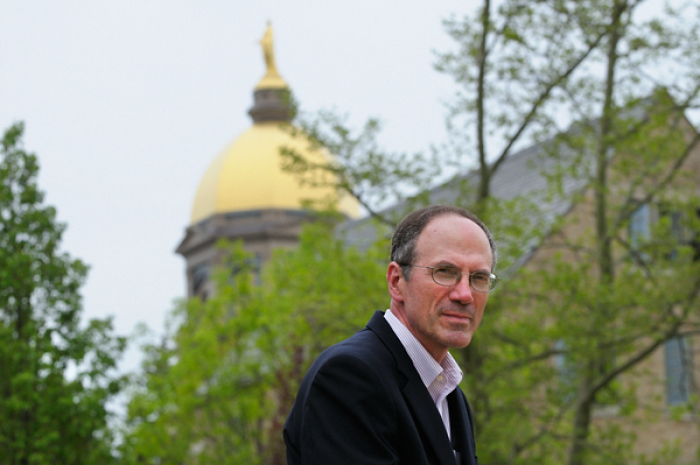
[420,214,484,239]
[416,215,492,259]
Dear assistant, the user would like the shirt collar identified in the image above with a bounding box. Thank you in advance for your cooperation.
[384,309,463,393]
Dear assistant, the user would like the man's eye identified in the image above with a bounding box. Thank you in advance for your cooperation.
[434,267,459,277]
[471,274,489,284]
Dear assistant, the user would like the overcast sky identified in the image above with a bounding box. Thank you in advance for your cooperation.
[1,1,477,372]
[0,1,689,375]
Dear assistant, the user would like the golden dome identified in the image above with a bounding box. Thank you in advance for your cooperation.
[190,122,358,224]
[190,24,358,225]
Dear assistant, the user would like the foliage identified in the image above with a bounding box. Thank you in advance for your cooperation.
[0,123,126,465]
[281,1,700,464]
[121,223,388,465]
[435,0,612,203]
[435,1,700,463]
[280,111,443,226]
[126,1,700,464]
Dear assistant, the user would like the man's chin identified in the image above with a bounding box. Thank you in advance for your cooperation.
[442,330,473,349]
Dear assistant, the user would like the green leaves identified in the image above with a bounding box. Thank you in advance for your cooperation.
[281,110,442,225]
[122,224,387,465]
[0,123,125,465]
[125,2,700,464]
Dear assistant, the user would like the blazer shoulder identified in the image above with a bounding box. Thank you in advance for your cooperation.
[316,327,398,376]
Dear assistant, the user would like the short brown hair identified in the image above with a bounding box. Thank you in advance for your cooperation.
[390,205,496,280]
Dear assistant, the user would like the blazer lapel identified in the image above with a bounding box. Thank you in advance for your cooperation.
[367,311,458,465]
[447,390,477,465]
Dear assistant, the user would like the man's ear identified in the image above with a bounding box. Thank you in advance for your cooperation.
[387,261,405,303]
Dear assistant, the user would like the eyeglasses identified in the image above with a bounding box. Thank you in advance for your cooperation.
[400,264,498,292]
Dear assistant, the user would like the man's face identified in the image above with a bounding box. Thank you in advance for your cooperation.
[388,214,492,362]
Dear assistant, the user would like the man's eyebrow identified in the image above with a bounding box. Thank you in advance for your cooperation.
[436,262,490,274]
[434,261,459,268]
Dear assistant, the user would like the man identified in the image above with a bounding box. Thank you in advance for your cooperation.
[284,205,498,465]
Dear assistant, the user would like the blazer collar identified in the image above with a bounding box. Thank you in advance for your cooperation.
[366,311,459,465]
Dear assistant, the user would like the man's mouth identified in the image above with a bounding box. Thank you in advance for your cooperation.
[440,311,472,322]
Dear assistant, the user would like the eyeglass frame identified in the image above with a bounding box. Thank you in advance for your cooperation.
[398,263,499,292]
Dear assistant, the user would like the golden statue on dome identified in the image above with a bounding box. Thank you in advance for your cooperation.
[255,22,288,90]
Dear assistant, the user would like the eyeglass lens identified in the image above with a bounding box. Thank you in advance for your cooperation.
[432,266,494,291]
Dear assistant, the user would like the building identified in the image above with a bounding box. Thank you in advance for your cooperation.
[176,24,356,300]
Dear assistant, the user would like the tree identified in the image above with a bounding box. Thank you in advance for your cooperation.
[121,223,388,465]
[280,111,442,226]
[123,1,700,463]
[281,1,608,222]
[435,1,700,464]
[282,0,700,463]
[0,123,126,465]
[470,93,700,465]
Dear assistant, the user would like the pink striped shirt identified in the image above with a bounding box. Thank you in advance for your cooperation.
[384,309,463,440]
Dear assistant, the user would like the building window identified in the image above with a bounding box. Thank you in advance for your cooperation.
[658,205,700,262]
[689,208,700,261]
[665,336,693,406]
[192,263,210,299]
[629,203,651,251]
[554,339,578,403]
[252,253,262,285]
[229,253,262,284]
[629,203,700,262]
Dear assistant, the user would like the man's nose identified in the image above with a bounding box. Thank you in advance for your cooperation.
[449,275,474,304]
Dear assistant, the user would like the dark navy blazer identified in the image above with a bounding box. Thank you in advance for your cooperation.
[284,311,477,465]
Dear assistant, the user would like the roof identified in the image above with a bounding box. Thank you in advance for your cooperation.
[337,136,590,270]
[337,95,695,273]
